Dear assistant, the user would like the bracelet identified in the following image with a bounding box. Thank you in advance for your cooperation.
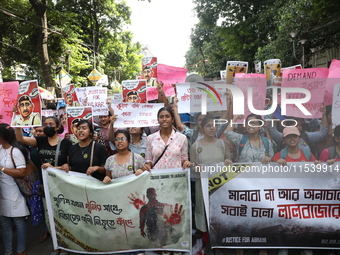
[160,93,164,96]
[0,167,5,173]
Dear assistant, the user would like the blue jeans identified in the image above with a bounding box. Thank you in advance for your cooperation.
[0,216,27,255]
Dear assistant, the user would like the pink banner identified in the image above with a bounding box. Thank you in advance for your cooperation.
[0,82,19,125]
[234,73,266,120]
[324,59,340,106]
[146,64,187,101]
[282,68,329,118]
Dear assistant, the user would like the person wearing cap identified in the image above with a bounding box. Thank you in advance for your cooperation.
[126,90,141,103]
[142,65,158,87]
[12,95,41,126]
[272,126,316,163]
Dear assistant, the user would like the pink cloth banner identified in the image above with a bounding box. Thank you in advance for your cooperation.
[324,59,340,106]
[146,64,187,101]
[282,68,329,118]
[0,82,19,125]
[234,73,266,120]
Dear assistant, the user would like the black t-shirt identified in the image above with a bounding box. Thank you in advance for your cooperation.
[69,141,108,180]
[35,136,72,167]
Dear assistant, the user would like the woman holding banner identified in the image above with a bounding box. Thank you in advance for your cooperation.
[103,130,144,182]
[0,124,29,255]
[61,119,107,181]
[143,107,191,171]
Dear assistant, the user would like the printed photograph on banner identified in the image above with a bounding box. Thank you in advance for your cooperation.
[205,162,340,249]
[142,56,158,87]
[176,81,227,114]
[75,87,108,116]
[122,80,147,103]
[63,84,80,107]
[255,61,261,73]
[281,67,329,118]
[226,61,248,84]
[112,102,164,127]
[0,81,19,124]
[264,59,282,87]
[66,106,92,144]
[11,80,42,127]
[43,168,191,253]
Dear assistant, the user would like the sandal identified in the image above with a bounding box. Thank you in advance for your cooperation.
[39,230,51,243]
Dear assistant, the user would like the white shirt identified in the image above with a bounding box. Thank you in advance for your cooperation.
[0,145,29,217]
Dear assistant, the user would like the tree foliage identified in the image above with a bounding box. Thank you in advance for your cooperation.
[186,0,340,77]
[0,0,142,87]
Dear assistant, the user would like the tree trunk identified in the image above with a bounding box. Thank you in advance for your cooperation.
[29,0,54,88]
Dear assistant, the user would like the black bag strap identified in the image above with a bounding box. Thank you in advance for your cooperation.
[54,137,62,167]
[132,153,135,173]
[153,145,169,168]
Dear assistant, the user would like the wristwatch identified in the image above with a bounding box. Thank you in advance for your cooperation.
[0,167,4,173]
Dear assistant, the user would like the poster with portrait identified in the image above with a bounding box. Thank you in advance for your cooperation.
[220,70,226,81]
[63,84,80,107]
[0,81,19,125]
[122,80,147,103]
[264,59,282,87]
[11,80,42,127]
[142,56,158,87]
[226,61,248,84]
[66,106,92,144]
[43,168,191,254]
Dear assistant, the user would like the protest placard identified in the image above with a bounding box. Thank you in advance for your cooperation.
[324,59,340,106]
[176,81,227,114]
[63,84,80,107]
[43,168,191,254]
[332,84,340,127]
[142,56,158,87]
[122,80,147,103]
[76,87,108,116]
[11,80,42,127]
[112,102,164,127]
[0,81,19,125]
[226,61,248,84]
[281,68,329,118]
[264,59,282,87]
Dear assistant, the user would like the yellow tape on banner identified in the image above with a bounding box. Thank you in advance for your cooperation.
[208,164,253,195]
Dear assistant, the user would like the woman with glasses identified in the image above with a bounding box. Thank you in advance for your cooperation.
[225,114,274,163]
[103,130,144,182]
[61,119,107,181]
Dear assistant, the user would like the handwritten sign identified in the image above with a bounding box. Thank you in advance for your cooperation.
[42,110,57,118]
[76,87,108,116]
[281,68,329,118]
[324,59,340,106]
[234,73,266,120]
[176,81,227,114]
[112,102,164,127]
[0,81,19,125]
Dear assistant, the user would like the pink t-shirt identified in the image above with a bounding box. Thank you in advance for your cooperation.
[319,148,340,162]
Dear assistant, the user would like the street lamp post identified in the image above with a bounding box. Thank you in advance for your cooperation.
[59,56,65,70]
[300,39,307,68]
[310,48,317,68]
[290,32,298,61]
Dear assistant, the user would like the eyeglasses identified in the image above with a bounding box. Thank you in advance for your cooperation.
[114,137,128,142]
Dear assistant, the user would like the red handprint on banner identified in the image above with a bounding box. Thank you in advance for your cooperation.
[128,192,146,210]
[164,203,184,226]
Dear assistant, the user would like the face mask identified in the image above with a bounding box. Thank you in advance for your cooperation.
[43,126,56,137]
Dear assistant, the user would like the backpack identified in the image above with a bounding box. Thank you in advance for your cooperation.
[327,146,339,160]
[238,135,270,161]
[280,147,311,161]
[299,132,317,157]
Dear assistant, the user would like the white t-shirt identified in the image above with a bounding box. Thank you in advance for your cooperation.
[0,145,29,217]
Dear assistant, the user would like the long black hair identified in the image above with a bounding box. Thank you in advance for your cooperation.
[45,116,64,134]
[0,124,29,164]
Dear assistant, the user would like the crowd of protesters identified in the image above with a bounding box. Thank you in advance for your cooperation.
[0,74,339,255]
